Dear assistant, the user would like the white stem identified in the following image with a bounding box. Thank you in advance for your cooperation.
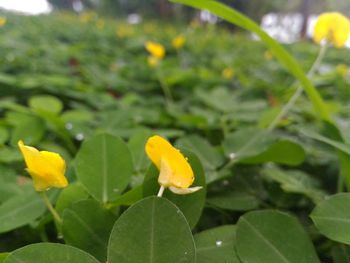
[157,185,165,197]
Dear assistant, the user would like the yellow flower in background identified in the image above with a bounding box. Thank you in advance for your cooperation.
[222,67,235,79]
[145,41,165,59]
[145,135,202,195]
[0,16,6,27]
[172,35,186,49]
[264,50,273,61]
[147,56,159,67]
[336,64,348,77]
[96,19,105,30]
[313,12,350,48]
[79,11,97,24]
[18,140,68,191]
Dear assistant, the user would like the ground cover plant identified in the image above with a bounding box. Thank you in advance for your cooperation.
[1,0,350,262]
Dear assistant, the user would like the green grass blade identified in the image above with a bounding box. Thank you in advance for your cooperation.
[171,0,331,121]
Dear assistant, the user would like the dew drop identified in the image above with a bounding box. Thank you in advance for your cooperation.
[229,152,236,160]
[75,133,84,141]
[215,240,223,247]
[113,188,119,192]
[65,122,73,130]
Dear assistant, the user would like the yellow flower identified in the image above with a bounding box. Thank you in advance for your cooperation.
[222,67,235,79]
[313,12,350,48]
[79,11,97,24]
[145,135,202,195]
[172,35,186,49]
[0,16,6,27]
[264,50,273,61]
[145,41,165,59]
[96,19,105,30]
[336,64,348,77]
[18,140,68,191]
[147,56,159,67]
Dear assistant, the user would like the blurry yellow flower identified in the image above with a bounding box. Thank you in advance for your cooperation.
[18,140,68,191]
[313,12,350,48]
[116,26,133,38]
[145,135,202,195]
[336,64,348,77]
[96,19,105,30]
[147,56,159,67]
[222,67,235,79]
[145,41,165,59]
[0,16,6,27]
[264,50,273,61]
[79,11,97,24]
[172,35,186,49]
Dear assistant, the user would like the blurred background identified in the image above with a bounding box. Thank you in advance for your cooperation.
[1,0,350,43]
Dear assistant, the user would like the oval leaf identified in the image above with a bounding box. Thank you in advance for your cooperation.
[74,133,133,203]
[4,243,99,263]
[194,225,239,263]
[62,199,116,262]
[108,196,196,263]
[0,190,46,233]
[311,193,350,244]
[236,210,319,263]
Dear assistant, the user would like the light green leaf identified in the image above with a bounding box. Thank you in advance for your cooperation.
[74,133,133,203]
[29,95,63,115]
[62,199,116,262]
[108,196,196,263]
[207,192,259,211]
[194,225,240,263]
[236,210,320,263]
[4,243,99,263]
[311,193,350,244]
[0,189,46,233]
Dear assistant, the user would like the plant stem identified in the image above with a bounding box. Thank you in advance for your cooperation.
[156,67,173,103]
[40,191,63,225]
[267,44,328,131]
[157,185,165,197]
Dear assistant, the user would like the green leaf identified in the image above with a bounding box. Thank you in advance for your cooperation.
[194,225,240,263]
[236,210,320,263]
[10,117,45,146]
[55,183,89,215]
[311,193,350,244]
[332,244,350,263]
[62,199,116,262]
[143,149,206,228]
[171,0,330,122]
[74,133,133,203]
[176,135,224,170]
[4,243,99,263]
[262,166,326,203]
[0,253,9,263]
[0,127,9,145]
[0,189,46,233]
[29,95,63,115]
[300,129,350,155]
[207,192,259,211]
[223,128,305,165]
[108,196,196,263]
[128,129,152,174]
[107,185,143,207]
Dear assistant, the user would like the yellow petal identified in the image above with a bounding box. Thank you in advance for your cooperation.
[313,12,350,48]
[145,135,194,188]
[18,140,68,191]
[145,41,165,59]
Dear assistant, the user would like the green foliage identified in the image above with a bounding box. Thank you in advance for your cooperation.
[1,1,350,261]
[108,197,196,263]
